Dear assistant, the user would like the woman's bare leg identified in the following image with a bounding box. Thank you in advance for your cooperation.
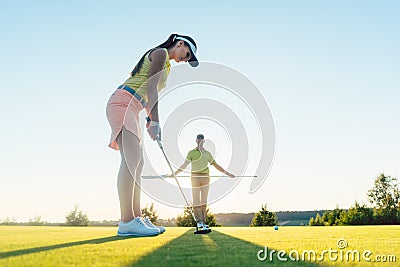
[133,149,144,217]
[116,126,142,222]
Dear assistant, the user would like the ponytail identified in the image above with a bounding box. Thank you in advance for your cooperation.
[130,34,178,77]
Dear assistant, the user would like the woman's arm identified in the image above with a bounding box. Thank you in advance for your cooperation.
[170,160,190,177]
[146,49,167,140]
[147,48,167,123]
[212,161,235,178]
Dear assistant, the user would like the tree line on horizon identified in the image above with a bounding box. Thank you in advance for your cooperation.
[309,173,400,226]
[1,173,398,227]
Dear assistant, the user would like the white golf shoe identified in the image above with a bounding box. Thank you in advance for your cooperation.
[202,224,210,231]
[197,221,204,231]
[117,217,160,237]
[143,217,166,233]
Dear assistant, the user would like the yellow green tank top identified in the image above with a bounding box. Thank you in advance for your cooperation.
[186,148,215,174]
[123,48,171,102]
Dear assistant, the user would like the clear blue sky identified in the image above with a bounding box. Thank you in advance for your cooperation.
[0,1,399,222]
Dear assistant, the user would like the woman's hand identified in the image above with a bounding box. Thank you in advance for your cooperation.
[147,121,161,140]
[225,172,235,178]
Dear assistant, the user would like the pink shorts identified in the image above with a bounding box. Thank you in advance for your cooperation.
[106,89,144,150]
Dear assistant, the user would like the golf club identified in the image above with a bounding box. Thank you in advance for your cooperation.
[142,175,257,179]
[155,137,211,234]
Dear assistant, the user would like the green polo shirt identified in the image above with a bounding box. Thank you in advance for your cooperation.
[186,148,215,174]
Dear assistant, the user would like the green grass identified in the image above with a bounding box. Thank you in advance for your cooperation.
[0,226,399,266]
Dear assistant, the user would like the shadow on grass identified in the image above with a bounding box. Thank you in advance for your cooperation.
[131,228,321,267]
[0,235,135,259]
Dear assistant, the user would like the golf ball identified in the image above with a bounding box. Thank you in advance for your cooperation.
[274,226,278,230]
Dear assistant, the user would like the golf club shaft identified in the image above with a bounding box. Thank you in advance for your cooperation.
[156,139,192,210]
[156,139,198,223]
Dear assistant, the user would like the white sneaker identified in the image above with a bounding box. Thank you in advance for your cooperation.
[117,217,160,237]
[202,224,210,231]
[197,221,204,231]
[143,217,166,233]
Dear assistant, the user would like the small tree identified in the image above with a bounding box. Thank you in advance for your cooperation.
[0,217,17,225]
[251,204,277,226]
[338,202,373,225]
[65,205,89,226]
[28,216,46,226]
[141,203,158,224]
[309,213,324,226]
[322,206,343,226]
[176,207,195,227]
[206,211,220,227]
[368,173,400,224]
[368,174,400,209]
[176,206,219,227]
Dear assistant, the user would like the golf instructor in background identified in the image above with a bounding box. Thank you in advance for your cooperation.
[106,34,199,237]
[171,134,235,232]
